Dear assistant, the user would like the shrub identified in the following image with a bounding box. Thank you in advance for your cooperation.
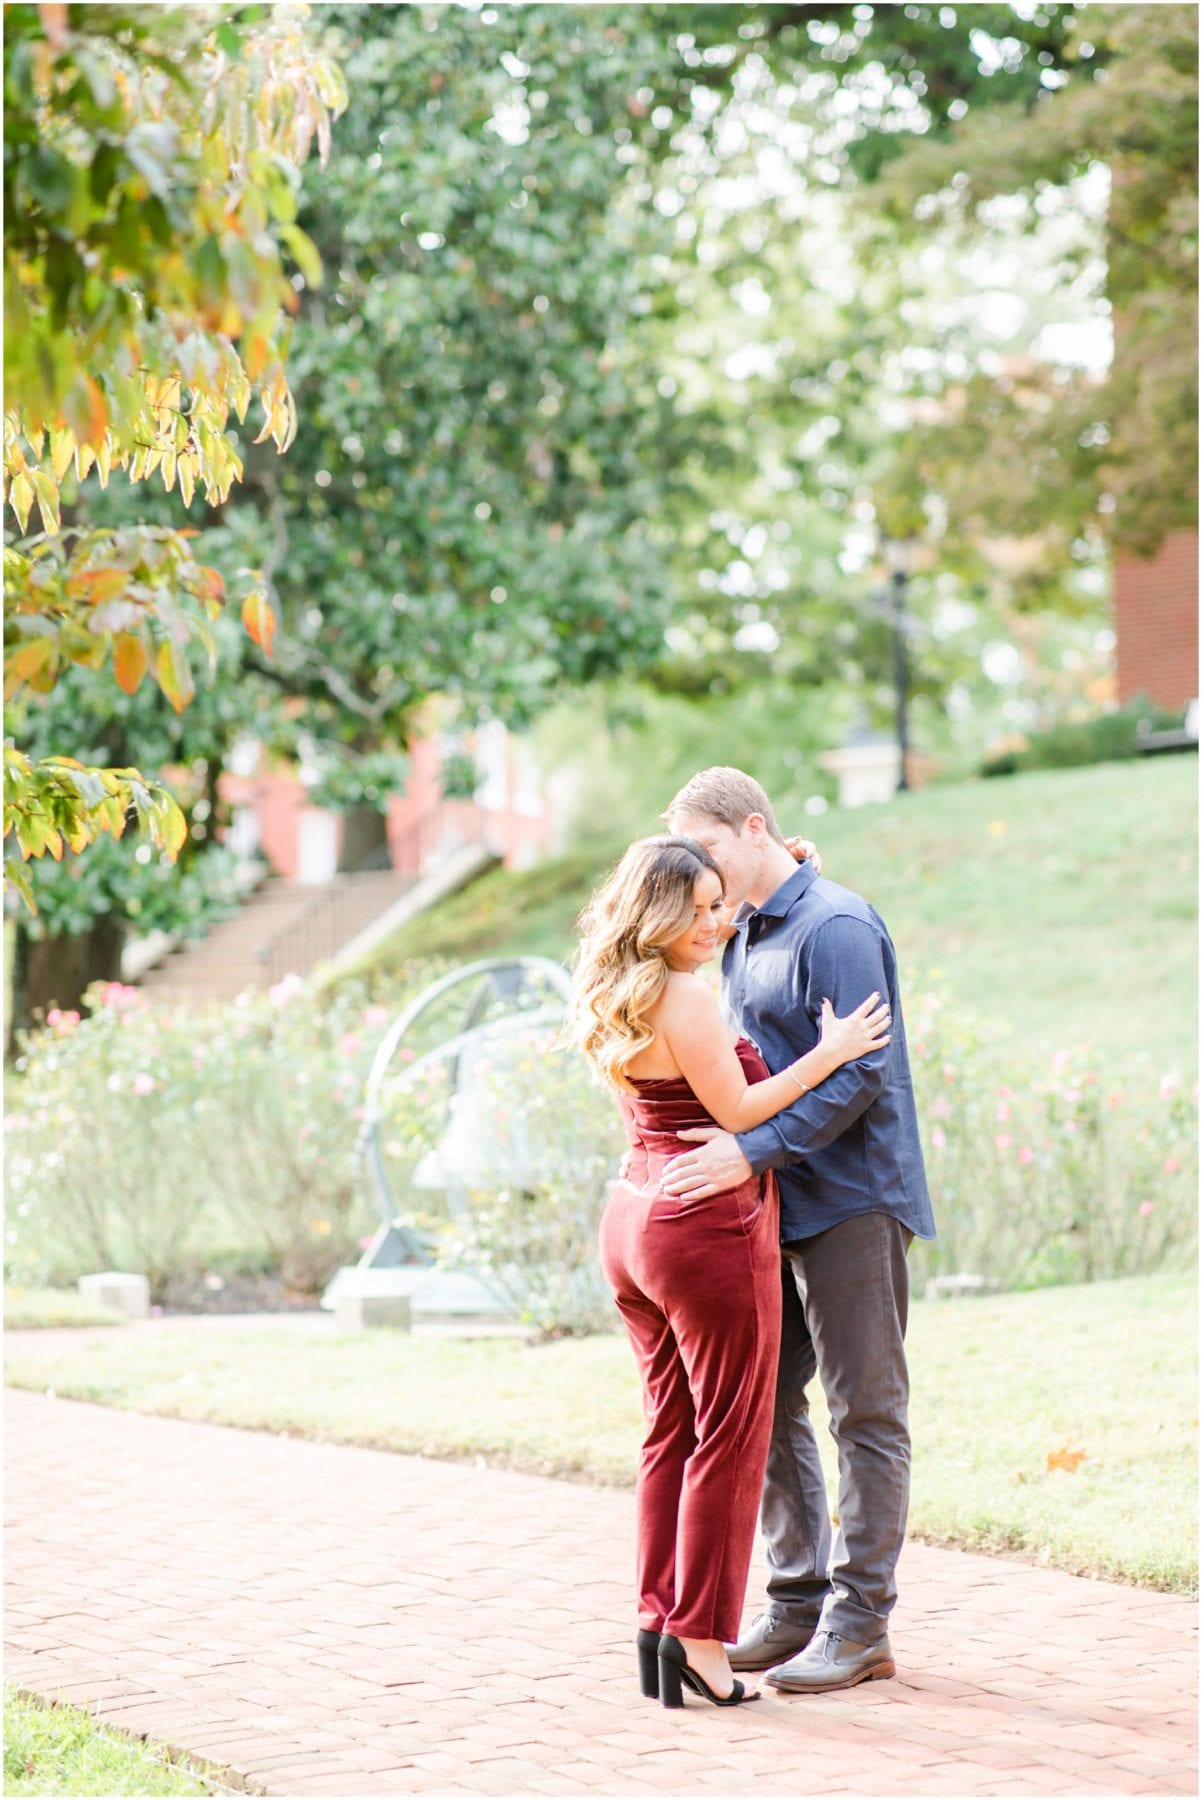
[982,700,1183,777]
[906,988,1198,1289]
[5,977,391,1296]
[6,974,1194,1315]
[377,985,1195,1323]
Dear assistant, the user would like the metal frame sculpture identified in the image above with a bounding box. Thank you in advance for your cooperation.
[353,956,575,1272]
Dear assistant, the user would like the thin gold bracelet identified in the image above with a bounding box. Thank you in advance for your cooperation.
[785,1064,810,1094]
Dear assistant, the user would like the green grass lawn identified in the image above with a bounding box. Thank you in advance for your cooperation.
[6,1271,1194,1594]
[3,1287,129,1330]
[3,1689,212,1797]
[355,759,1197,1067]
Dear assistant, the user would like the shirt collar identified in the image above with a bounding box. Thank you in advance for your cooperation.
[747,860,817,921]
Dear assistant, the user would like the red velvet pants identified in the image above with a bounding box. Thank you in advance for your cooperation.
[599,1168,781,1642]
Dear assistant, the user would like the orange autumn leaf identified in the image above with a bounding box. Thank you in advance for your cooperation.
[65,568,127,605]
[1046,1444,1088,1474]
[196,564,226,603]
[241,590,275,656]
[62,373,108,448]
[113,632,149,696]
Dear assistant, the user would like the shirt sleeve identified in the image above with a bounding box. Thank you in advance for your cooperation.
[736,913,891,1173]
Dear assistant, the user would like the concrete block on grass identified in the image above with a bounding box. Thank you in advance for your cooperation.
[77,1272,150,1320]
[334,1294,412,1332]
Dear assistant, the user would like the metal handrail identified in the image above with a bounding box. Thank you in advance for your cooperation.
[253,805,459,986]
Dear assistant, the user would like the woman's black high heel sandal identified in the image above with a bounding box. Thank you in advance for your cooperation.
[658,1634,760,1709]
[636,1629,661,1697]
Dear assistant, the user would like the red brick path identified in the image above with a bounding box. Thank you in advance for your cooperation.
[4,1388,1196,1797]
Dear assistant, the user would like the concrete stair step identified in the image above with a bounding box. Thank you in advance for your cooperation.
[135,868,419,999]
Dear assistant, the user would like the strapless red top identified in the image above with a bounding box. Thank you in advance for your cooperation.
[615,1037,772,1196]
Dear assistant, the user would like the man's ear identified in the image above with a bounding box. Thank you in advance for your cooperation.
[744,812,767,840]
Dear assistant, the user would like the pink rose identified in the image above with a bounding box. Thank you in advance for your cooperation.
[269,972,306,1008]
[1052,1050,1071,1074]
[100,982,141,1012]
[1138,1200,1155,1218]
[338,1033,361,1058]
[996,1101,1010,1122]
[131,1072,156,1096]
[1163,1156,1180,1175]
[995,1134,1012,1152]
[930,1126,946,1150]
[1018,1146,1034,1166]
[1159,1074,1180,1099]
[364,1005,390,1031]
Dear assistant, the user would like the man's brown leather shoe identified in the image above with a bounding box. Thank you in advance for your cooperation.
[765,1629,896,1693]
[725,1612,818,1673]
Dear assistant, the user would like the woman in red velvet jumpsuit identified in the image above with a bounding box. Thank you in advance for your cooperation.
[569,836,891,1709]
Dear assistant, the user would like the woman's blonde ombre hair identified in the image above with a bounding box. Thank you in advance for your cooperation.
[569,835,722,1092]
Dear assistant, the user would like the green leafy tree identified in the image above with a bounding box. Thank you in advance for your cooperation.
[875,3,1197,552]
[8,3,708,1015]
[211,3,694,744]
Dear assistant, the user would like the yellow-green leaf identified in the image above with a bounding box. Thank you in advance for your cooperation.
[49,429,75,483]
[155,795,188,858]
[31,471,61,533]
[9,471,34,532]
[280,223,323,289]
[156,638,195,712]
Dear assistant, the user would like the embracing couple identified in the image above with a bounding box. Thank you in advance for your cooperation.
[570,766,935,1710]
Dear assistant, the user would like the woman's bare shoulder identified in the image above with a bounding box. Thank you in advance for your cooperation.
[658,972,722,1024]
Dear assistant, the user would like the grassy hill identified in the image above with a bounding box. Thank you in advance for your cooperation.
[354,758,1197,1066]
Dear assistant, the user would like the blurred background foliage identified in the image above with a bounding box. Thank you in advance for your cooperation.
[8,1,1196,943]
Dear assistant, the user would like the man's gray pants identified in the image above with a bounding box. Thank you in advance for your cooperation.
[760,1211,912,1645]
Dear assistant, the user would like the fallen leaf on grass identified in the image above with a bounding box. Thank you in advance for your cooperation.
[1046,1444,1088,1473]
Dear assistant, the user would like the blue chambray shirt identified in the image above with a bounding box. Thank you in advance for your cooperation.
[725,861,936,1245]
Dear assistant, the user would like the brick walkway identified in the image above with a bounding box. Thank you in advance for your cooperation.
[4,1388,1196,1798]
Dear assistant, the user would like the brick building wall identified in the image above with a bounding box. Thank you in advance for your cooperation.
[1113,529,1199,711]
[219,726,552,883]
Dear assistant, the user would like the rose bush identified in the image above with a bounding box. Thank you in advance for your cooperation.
[5,977,388,1295]
[906,987,1198,1290]
[6,971,1194,1312]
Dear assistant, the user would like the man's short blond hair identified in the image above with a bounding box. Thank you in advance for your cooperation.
[663,766,786,844]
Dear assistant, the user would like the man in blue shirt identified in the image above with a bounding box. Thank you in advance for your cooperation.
[663,766,935,1694]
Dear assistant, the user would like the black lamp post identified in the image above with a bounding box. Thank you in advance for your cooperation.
[880,536,923,794]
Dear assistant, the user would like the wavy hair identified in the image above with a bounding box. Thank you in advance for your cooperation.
[568,835,722,1092]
